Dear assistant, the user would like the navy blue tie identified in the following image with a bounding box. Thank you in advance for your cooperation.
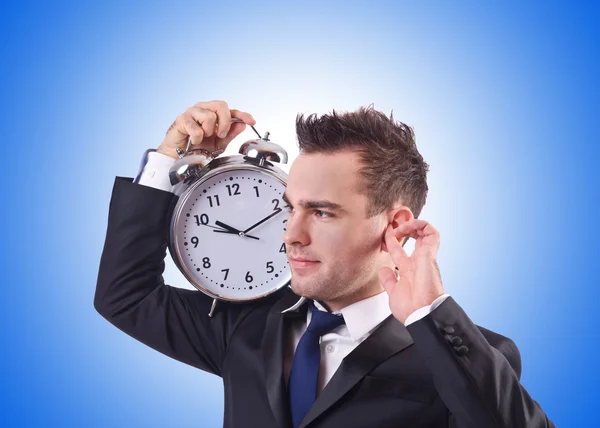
[288,301,345,428]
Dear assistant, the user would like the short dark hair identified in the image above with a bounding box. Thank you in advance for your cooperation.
[295,105,430,221]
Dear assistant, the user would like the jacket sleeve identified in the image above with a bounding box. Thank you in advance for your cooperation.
[405,297,555,428]
[94,176,253,376]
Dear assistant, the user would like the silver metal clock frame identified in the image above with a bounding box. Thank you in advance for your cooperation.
[167,155,293,308]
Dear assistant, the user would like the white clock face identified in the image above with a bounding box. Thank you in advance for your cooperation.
[172,166,290,300]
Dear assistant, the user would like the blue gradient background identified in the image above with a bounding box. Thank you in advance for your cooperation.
[1,1,598,426]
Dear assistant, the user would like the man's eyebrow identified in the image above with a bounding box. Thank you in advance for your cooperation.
[282,192,346,212]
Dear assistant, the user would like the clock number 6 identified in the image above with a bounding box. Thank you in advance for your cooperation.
[245,271,253,283]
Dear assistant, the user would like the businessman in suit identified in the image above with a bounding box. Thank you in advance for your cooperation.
[95,100,554,427]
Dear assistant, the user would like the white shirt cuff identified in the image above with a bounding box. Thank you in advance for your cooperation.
[404,294,450,326]
[136,151,177,193]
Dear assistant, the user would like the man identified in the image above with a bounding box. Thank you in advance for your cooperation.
[94,100,554,427]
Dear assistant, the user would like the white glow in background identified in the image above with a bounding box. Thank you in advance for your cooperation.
[1,1,598,426]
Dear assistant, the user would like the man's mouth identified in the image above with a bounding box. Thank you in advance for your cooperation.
[288,256,320,269]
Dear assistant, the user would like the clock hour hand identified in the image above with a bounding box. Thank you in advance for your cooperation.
[215,221,242,233]
[213,220,260,240]
[243,208,283,234]
[198,221,249,234]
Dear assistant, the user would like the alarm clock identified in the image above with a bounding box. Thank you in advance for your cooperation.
[167,121,299,316]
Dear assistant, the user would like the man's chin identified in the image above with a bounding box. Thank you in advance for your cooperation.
[289,279,318,299]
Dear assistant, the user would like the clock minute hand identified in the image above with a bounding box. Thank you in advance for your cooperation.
[243,208,283,234]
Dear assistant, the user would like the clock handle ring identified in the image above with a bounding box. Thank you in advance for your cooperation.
[179,118,261,159]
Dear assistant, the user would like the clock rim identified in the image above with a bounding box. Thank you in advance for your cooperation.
[168,155,292,303]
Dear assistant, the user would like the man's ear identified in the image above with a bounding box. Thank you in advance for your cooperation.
[381,206,414,252]
[390,206,414,229]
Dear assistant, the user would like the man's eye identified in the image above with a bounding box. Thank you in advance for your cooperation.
[315,210,333,218]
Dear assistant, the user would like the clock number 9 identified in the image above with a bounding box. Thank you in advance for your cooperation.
[191,236,199,248]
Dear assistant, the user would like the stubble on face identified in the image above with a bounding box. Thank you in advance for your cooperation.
[285,151,392,310]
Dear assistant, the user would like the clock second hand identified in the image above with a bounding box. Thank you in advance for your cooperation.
[202,223,230,231]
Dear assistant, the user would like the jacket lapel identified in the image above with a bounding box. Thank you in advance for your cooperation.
[262,289,307,428]
[299,315,414,428]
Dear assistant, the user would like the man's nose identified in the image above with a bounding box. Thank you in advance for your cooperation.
[283,213,310,247]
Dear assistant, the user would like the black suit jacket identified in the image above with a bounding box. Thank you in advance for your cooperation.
[94,176,554,428]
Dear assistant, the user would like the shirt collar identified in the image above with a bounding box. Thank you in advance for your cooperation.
[281,291,392,343]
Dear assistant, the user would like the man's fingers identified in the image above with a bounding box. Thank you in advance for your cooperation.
[385,225,410,266]
[392,219,437,240]
[182,117,205,146]
[185,107,216,137]
[193,100,232,138]
[163,101,256,155]
[221,121,247,144]
[378,267,398,295]
[218,109,256,139]
[391,219,441,255]
[230,109,256,125]
[213,102,233,138]
[191,101,255,139]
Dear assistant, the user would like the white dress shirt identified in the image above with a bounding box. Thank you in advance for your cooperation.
[134,149,450,392]
[134,150,176,192]
[282,291,448,394]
